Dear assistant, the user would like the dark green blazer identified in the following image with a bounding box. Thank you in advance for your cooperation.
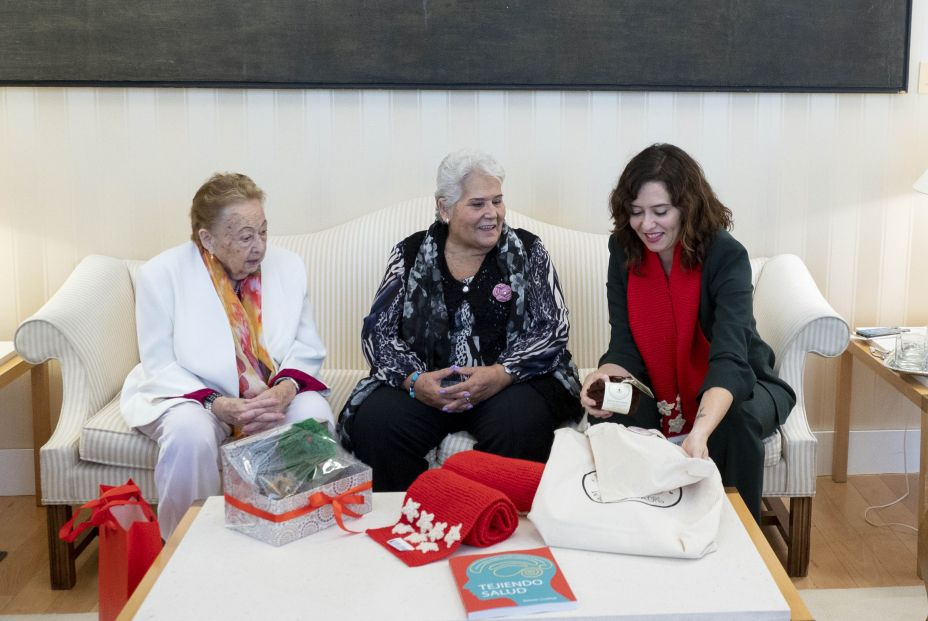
[599,230,796,425]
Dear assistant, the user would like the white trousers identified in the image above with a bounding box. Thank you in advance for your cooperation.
[137,391,334,540]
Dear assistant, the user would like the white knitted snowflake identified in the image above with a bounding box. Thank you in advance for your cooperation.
[401,498,421,522]
[659,396,686,434]
[405,531,428,544]
[398,496,463,553]
[443,523,462,548]
[428,521,448,541]
[415,510,435,533]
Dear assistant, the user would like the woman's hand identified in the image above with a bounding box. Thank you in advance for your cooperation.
[239,381,297,434]
[443,364,513,411]
[209,396,250,428]
[580,363,629,418]
[681,429,710,459]
[210,381,297,435]
[404,369,459,411]
[681,386,733,459]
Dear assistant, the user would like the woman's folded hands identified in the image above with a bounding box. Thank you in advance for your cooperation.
[209,380,298,435]
[439,364,512,412]
[405,364,513,413]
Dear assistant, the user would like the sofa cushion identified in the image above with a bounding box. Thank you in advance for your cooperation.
[78,369,370,470]
[80,396,157,470]
[319,369,369,415]
[763,430,781,468]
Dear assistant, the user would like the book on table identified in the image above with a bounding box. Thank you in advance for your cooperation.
[448,546,577,620]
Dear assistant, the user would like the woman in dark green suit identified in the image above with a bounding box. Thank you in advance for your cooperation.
[580,143,795,521]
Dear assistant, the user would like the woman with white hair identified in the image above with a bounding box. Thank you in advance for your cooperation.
[338,149,581,491]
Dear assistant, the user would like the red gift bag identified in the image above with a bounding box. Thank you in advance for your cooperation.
[59,479,163,621]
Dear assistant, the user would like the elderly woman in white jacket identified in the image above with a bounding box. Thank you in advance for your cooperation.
[120,172,333,539]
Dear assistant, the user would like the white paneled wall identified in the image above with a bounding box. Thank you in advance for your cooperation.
[2,2,928,451]
[4,87,927,320]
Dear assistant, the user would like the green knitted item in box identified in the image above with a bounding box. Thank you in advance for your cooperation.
[276,418,338,470]
[250,419,343,499]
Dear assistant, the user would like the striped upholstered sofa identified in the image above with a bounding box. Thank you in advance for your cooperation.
[15,197,848,587]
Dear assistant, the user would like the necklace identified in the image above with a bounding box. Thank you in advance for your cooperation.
[461,276,474,294]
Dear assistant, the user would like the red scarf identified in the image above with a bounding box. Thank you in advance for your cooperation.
[627,245,710,437]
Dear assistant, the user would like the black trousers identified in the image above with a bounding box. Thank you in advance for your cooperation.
[345,382,562,491]
[594,382,779,521]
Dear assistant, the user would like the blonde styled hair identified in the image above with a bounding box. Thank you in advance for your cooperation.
[190,173,265,246]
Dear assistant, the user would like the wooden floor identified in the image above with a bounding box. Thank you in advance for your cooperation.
[0,474,922,614]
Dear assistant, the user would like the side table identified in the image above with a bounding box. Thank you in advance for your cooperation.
[0,342,52,504]
[833,338,928,577]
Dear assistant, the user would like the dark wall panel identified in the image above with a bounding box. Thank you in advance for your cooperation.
[0,1,911,92]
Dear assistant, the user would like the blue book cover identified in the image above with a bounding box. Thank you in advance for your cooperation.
[449,546,577,619]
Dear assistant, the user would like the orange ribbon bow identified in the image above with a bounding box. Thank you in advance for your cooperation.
[224,480,372,533]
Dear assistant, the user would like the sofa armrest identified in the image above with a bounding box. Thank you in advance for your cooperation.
[752,254,850,369]
[753,254,849,496]
[753,254,849,411]
[15,255,139,435]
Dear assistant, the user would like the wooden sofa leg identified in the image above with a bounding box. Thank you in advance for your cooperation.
[46,504,76,590]
[787,496,812,578]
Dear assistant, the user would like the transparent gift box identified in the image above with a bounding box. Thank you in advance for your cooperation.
[221,419,372,546]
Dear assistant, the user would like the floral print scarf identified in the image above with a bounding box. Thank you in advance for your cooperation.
[201,248,276,398]
[401,221,528,369]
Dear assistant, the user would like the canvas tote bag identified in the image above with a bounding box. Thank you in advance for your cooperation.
[528,426,724,559]
[586,423,717,501]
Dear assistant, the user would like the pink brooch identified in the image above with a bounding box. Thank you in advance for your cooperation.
[492,283,512,302]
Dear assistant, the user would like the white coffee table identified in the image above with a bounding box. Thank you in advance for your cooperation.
[121,492,810,620]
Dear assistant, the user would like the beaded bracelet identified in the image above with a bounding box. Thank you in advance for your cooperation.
[408,371,421,399]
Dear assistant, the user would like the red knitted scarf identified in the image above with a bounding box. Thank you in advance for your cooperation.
[367,451,544,567]
[627,245,710,437]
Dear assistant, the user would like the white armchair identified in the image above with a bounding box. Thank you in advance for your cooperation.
[15,199,848,587]
[750,254,850,575]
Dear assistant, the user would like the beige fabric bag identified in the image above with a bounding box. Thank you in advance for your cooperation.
[528,427,724,559]
[587,423,716,502]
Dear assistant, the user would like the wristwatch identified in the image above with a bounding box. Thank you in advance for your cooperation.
[275,376,301,393]
[203,392,220,412]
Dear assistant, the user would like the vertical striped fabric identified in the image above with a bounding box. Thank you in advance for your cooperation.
[752,255,850,496]
[14,201,847,505]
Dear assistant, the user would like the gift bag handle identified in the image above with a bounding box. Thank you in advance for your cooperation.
[59,481,156,543]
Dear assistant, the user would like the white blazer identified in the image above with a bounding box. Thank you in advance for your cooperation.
[120,241,328,428]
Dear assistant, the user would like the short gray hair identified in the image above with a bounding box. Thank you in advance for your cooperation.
[434,149,506,220]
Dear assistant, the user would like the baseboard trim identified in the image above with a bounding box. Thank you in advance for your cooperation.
[0,448,35,495]
[815,429,920,476]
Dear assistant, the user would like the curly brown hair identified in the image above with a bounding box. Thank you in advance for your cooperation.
[190,173,265,247]
[609,144,732,271]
